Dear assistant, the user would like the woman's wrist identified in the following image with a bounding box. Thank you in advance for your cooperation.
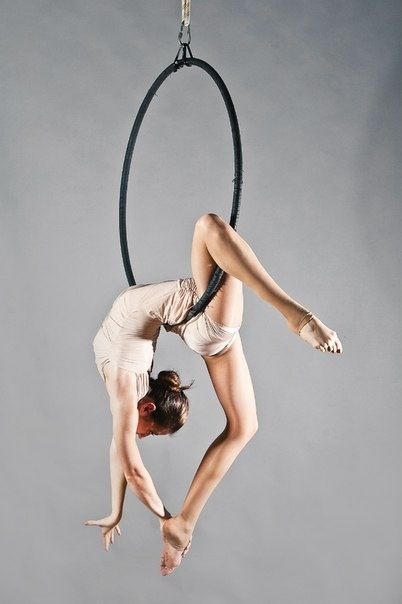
[164,506,172,519]
[158,506,172,523]
[110,510,122,523]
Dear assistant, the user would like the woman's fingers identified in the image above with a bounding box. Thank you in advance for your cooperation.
[103,526,122,551]
[105,534,111,552]
[85,518,122,552]
[102,527,112,551]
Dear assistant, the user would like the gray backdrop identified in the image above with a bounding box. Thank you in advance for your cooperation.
[1,1,401,603]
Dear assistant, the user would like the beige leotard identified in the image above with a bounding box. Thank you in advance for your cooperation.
[92,276,240,399]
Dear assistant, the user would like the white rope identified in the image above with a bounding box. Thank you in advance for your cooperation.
[181,0,191,26]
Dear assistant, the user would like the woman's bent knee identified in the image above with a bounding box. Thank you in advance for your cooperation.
[226,421,258,443]
[195,213,225,232]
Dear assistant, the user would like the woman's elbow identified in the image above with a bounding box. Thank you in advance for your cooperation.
[124,464,147,484]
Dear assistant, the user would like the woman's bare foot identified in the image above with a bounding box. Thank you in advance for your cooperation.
[159,516,193,576]
[287,312,343,353]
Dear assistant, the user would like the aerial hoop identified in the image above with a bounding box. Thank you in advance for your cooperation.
[119,40,244,326]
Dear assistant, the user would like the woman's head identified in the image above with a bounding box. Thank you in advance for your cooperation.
[136,370,194,438]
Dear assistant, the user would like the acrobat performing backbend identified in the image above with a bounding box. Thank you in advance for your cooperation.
[86,212,343,575]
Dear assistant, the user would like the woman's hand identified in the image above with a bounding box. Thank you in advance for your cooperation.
[84,514,122,552]
[158,507,173,531]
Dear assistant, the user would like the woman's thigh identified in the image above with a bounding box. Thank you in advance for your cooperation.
[191,214,243,328]
[202,333,258,433]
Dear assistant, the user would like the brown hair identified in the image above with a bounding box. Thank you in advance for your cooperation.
[148,370,194,435]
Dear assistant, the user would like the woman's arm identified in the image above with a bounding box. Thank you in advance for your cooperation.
[83,437,126,550]
[109,436,127,521]
[110,393,171,521]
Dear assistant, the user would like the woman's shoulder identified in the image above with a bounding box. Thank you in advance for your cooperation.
[103,362,151,400]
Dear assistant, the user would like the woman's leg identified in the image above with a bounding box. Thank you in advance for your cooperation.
[191,213,342,353]
[179,333,258,529]
[191,220,244,330]
[160,333,258,574]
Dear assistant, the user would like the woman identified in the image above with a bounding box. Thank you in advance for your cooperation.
[85,213,343,575]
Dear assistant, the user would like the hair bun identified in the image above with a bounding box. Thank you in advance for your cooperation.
[157,370,181,392]
[149,370,195,395]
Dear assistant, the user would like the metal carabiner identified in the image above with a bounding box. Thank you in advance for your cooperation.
[178,21,191,46]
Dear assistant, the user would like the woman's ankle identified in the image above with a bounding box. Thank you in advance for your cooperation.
[176,513,195,535]
[283,302,312,333]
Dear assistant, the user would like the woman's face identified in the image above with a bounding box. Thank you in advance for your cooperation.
[136,398,170,438]
[136,416,170,438]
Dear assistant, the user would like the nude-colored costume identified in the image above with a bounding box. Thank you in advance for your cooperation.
[92,277,240,400]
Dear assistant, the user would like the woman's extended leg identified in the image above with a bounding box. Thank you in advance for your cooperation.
[191,213,342,353]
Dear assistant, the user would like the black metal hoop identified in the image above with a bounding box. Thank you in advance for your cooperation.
[119,54,243,326]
